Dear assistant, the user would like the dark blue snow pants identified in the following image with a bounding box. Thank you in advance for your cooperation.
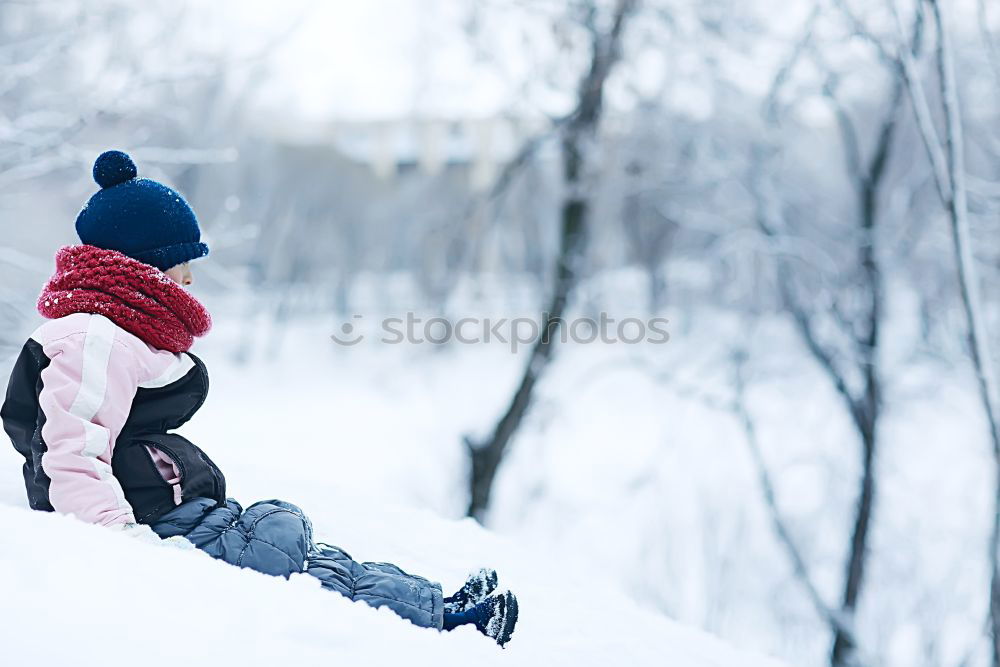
[150,497,444,630]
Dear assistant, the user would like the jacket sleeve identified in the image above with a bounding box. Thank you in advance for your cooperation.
[38,320,140,527]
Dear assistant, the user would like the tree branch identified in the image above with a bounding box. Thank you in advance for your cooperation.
[731,348,864,659]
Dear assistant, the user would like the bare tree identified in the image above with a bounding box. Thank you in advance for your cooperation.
[750,6,925,664]
[933,8,1000,660]
[465,0,637,521]
[731,345,867,664]
[913,2,1000,662]
[836,0,1000,660]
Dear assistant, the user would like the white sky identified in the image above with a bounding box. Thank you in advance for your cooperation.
[173,0,993,125]
[184,0,544,122]
[177,0,834,125]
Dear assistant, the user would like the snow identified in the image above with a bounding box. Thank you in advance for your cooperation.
[0,496,782,667]
[2,277,990,664]
[0,304,786,666]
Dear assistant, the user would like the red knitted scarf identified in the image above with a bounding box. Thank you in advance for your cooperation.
[38,245,211,353]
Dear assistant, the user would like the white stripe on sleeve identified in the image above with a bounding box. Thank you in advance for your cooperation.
[70,315,117,458]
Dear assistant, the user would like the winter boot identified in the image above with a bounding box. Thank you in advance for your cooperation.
[474,590,519,647]
[443,590,519,647]
[443,567,499,613]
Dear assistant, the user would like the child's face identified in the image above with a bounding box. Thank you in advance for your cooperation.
[164,263,193,287]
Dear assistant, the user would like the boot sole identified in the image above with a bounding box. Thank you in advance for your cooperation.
[495,591,518,648]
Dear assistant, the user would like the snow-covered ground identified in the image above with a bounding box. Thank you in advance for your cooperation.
[0,280,993,665]
[0,302,790,665]
[0,502,784,666]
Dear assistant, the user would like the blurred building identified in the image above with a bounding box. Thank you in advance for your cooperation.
[268,115,534,190]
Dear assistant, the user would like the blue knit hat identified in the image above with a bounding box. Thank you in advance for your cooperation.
[75,150,209,271]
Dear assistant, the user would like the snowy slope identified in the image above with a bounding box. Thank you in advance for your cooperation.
[0,292,993,664]
[0,275,995,664]
[0,306,785,667]
[0,501,783,666]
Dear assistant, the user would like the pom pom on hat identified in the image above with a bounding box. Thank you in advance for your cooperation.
[93,150,138,188]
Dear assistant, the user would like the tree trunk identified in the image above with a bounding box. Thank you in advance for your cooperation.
[830,95,892,667]
[927,2,1000,661]
[465,0,635,521]
[466,195,585,519]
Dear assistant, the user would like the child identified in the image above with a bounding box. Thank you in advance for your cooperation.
[1,150,518,646]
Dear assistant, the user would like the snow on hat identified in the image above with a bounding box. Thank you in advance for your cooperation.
[75,150,209,271]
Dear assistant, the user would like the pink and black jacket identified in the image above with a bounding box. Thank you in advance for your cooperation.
[1,245,225,526]
[2,312,226,525]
